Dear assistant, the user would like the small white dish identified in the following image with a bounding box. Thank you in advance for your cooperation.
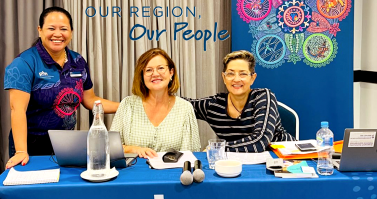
[215,160,242,178]
[80,168,119,182]
[216,171,241,178]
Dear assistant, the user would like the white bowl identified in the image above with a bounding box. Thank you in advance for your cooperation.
[215,160,242,178]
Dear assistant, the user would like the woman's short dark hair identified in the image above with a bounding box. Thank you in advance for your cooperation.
[223,50,256,73]
[39,7,73,30]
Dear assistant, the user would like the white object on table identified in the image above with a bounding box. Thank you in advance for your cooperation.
[271,140,328,155]
[226,151,273,164]
[80,167,119,182]
[147,151,197,169]
[3,167,60,186]
[215,160,242,178]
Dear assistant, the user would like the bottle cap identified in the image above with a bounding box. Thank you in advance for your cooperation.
[93,100,104,114]
[321,121,329,128]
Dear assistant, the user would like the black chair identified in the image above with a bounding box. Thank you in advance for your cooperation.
[277,101,299,140]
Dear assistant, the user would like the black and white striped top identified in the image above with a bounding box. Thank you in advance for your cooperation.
[186,88,295,152]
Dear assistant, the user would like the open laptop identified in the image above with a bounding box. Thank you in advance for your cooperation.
[333,129,377,171]
[48,130,138,168]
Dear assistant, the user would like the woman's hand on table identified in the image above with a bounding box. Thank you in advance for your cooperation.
[6,152,29,169]
[133,146,158,159]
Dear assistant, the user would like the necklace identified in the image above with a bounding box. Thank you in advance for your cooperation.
[229,95,242,119]
[64,50,68,63]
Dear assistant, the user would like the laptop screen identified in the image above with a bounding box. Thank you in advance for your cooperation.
[337,129,377,171]
[48,130,136,168]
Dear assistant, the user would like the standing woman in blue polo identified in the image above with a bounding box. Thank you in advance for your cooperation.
[4,7,119,169]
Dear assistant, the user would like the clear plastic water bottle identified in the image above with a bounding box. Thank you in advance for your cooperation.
[87,100,110,177]
[316,121,334,175]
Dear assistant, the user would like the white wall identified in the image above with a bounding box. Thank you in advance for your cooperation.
[354,0,377,129]
[359,83,377,128]
[353,0,362,128]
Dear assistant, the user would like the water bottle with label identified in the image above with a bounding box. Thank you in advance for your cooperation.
[316,121,334,175]
[87,100,110,177]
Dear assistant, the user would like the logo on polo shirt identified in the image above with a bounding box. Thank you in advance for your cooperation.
[39,71,48,76]
[39,71,54,79]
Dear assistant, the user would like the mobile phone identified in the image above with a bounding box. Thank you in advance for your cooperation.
[295,143,317,151]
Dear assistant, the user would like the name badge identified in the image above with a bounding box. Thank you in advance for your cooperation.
[70,71,82,77]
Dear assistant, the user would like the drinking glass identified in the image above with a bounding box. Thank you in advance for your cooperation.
[206,139,226,169]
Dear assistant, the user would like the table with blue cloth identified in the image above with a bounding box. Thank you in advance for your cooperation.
[0,152,376,199]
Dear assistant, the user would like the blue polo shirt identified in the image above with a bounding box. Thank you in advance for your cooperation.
[4,40,93,135]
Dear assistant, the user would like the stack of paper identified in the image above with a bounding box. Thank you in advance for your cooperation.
[3,168,60,186]
[271,140,320,155]
[270,139,332,158]
[273,160,318,178]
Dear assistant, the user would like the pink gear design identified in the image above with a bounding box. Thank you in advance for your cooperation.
[54,88,82,118]
[237,0,272,23]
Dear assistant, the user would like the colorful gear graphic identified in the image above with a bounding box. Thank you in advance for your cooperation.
[317,0,351,21]
[54,88,82,118]
[237,0,273,23]
[238,0,350,68]
[276,0,313,34]
[252,34,286,69]
[303,33,338,67]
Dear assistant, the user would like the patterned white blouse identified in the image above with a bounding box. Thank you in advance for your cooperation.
[110,95,201,152]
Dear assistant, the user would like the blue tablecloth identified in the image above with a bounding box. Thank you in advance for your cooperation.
[0,152,376,199]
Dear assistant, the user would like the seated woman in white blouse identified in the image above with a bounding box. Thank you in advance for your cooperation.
[110,48,201,158]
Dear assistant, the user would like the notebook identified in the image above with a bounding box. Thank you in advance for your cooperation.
[332,129,377,171]
[48,130,137,168]
[3,168,60,186]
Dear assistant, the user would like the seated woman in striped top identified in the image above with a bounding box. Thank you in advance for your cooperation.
[186,50,295,152]
[110,48,201,158]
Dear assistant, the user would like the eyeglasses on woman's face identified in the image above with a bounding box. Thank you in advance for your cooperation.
[223,71,254,80]
[144,65,169,77]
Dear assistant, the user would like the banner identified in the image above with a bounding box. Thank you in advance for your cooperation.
[232,0,354,140]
